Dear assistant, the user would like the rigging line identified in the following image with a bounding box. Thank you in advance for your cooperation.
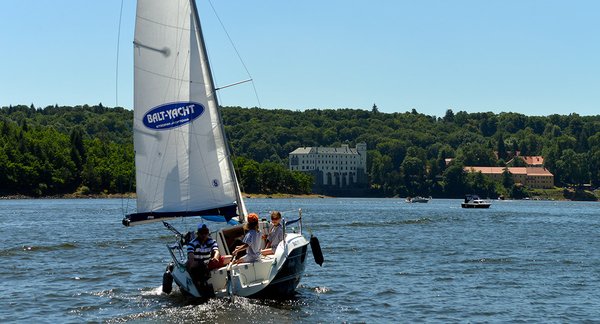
[206,0,262,108]
[116,0,125,216]
[115,0,125,107]
[195,9,246,196]
[118,139,124,215]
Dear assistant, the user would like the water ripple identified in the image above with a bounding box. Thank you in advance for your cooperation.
[2,198,600,323]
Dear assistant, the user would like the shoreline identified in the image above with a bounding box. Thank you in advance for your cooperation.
[1,191,594,201]
[0,193,137,199]
[0,192,331,200]
[242,193,330,199]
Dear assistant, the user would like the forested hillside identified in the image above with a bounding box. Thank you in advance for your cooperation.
[0,104,311,196]
[0,104,134,196]
[222,106,600,198]
[1,104,599,198]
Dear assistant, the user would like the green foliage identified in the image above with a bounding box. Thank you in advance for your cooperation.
[507,156,528,167]
[467,170,498,198]
[2,104,600,198]
[234,157,313,194]
[442,162,468,198]
[502,167,515,189]
[0,104,133,196]
[562,188,597,201]
[220,106,600,196]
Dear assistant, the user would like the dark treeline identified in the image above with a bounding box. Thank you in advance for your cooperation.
[2,104,600,198]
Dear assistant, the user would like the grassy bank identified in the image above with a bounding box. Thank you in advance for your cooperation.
[526,187,598,201]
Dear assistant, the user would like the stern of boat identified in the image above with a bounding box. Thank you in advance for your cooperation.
[162,209,314,299]
[257,233,309,297]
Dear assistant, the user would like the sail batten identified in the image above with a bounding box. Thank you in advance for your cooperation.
[128,0,242,226]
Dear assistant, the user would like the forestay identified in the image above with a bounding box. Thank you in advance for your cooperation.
[125,0,246,226]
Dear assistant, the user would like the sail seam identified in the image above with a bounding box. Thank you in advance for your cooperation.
[136,16,191,32]
[134,66,203,85]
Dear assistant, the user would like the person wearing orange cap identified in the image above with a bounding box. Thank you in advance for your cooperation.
[232,213,262,264]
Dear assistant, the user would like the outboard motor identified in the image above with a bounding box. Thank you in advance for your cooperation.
[189,261,216,299]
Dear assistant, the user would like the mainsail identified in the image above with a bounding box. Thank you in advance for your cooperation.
[125,0,246,226]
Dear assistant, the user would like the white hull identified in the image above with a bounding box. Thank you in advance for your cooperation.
[406,196,430,203]
[461,202,491,208]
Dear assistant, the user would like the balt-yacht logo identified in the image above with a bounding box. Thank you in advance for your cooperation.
[143,102,204,130]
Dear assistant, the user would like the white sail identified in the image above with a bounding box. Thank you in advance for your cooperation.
[128,0,243,224]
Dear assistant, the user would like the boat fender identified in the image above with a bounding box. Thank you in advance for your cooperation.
[310,235,324,266]
[162,270,173,294]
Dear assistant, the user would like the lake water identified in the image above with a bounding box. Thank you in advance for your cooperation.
[1,198,599,323]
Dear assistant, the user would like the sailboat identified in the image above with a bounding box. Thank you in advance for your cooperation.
[122,0,322,298]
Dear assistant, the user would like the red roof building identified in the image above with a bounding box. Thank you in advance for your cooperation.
[466,166,554,189]
[521,156,544,167]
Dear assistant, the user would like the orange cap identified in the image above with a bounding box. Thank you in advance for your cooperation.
[247,213,258,223]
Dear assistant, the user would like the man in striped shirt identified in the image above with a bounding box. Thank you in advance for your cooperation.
[186,223,227,282]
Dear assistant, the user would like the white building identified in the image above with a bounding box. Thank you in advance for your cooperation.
[289,143,368,189]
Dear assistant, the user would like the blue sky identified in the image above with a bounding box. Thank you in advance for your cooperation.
[2,0,598,117]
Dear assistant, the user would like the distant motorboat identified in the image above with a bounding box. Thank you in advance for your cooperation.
[406,196,430,203]
[461,194,491,208]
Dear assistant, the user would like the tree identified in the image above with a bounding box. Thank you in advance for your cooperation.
[467,170,497,198]
[518,139,528,156]
[456,142,496,167]
[260,162,283,193]
[82,158,101,193]
[502,167,514,189]
[442,109,454,124]
[371,154,394,188]
[443,162,468,197]
[401,156,425,192]
[589,150,600,187]
[285,170,313,194]
[376,140,408,171]
[437,145,454,173]
[372,103,378,114]
[496,133,507,160]
[557,149,589,186]
[21,119,29,132]
[508,156,528,167]
[70,127,86,166]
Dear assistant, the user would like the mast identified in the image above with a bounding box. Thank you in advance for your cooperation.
[189,0,247,222]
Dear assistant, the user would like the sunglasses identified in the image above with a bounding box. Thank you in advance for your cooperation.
[198,230,209,235]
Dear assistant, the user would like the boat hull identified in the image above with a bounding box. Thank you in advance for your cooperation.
[406,197,430,203]
[461,203,491,208]
[169,233,310,298]
[252,243,308,297]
